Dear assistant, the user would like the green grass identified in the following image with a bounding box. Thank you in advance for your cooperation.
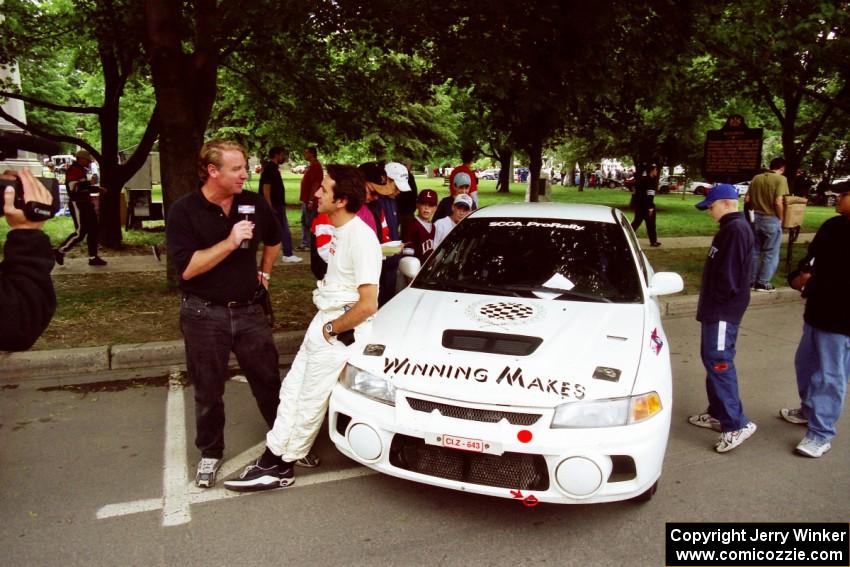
[4,173,834,247]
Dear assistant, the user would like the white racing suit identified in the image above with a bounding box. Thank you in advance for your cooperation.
[266,281,374,462]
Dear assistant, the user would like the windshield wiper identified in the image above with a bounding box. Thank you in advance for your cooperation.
[500,284,613,303]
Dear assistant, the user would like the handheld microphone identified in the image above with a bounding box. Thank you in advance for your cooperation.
[237,204,255,249]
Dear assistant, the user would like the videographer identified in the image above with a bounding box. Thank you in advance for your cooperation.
[1,169,57,351]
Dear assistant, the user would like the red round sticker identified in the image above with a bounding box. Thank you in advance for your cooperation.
[517,430,532,443]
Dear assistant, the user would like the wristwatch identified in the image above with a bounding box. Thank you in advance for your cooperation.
[324,322,338,337]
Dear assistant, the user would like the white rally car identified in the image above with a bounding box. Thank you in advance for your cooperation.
[329,203,683,504]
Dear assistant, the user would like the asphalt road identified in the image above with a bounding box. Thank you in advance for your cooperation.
[1,301,848,566]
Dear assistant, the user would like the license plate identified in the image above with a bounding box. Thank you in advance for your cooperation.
[440,434,485,453]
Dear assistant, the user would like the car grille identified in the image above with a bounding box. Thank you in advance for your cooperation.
[407,397,542,426]
[389,434,549,491]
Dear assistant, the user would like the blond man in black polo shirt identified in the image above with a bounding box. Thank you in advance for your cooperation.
[167,139,282,488]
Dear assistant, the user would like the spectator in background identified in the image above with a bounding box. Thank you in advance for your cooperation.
[746,157,788,292]
[449,149,479,205]
[259,146,301,264]
[434,171,477,221]
[781,191,850,458]
[395,160,419,225]
[402,188,438,263]
[359,161,405,306]
[298,146,322,251]
[54,150,107,266]
[631,163,661,247]
[433,193,473,248]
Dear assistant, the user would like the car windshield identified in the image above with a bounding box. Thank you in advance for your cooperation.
[413,216,643,303]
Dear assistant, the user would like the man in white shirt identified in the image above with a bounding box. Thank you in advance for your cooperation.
[433,193,473,249]
[225,164,382,491]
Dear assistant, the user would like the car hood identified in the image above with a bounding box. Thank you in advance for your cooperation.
[350,288,647,408]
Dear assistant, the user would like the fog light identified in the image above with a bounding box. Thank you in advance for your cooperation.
[555,456,612,497]
[347,423,383,461]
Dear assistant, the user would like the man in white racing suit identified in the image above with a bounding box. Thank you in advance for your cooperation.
[225,164,382,491]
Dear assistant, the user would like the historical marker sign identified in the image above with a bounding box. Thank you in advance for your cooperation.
[702,115,763,183]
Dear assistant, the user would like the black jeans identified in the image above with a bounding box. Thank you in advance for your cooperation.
[180,295,281,459]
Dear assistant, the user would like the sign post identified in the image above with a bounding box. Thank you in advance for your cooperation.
[702,115,763,183]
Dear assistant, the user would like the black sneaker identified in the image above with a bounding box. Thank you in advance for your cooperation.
[53,249,65,266]
[88,256,107,266]
[295,453,320,468]
[223,460,294,492]
[650,242,662,247]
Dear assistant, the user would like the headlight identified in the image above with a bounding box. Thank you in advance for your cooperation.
[340,364,396,406]
[551,392,662,428]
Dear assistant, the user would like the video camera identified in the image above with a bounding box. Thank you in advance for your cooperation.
[0,131,62,221]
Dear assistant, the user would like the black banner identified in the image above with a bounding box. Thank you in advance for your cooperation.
[666,522,849,566]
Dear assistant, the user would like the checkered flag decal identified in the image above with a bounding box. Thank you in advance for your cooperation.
[478,302,535,322]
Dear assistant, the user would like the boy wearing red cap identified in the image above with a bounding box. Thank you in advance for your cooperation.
[402,189,438,262]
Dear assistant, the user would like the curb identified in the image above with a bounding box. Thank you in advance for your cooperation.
[1,290,805,383]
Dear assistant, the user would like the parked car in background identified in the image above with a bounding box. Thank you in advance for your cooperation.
[658,175,685,194]
[290,164,308,174]
[686,181,712,195]
[479,168,500,180]
[733,181,750,196]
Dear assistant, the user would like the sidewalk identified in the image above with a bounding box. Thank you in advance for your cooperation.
[49,248,310,275]
[2,235,811,382]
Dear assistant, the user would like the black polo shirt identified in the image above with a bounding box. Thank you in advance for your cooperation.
[167,188,281,303]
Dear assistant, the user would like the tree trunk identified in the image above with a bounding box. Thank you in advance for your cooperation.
[497,148,513,193]
[146,0,219,288]
[527,138,543,202]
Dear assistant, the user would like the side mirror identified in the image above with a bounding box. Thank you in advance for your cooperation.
[399,256,422,279]
[648,272,683,297]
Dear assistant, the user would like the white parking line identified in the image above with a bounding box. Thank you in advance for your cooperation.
[95,376,377,526]
[162,370,190,526]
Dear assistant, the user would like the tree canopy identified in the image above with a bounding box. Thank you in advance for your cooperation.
[2,0,848,231]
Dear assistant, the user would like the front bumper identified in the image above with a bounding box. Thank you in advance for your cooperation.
[328,384,670,504]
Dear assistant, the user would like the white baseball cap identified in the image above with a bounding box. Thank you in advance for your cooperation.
[384,162,411,192]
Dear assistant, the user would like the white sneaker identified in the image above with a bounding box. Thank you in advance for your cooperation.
[780,407,808,425]
[715,422,757,453]
[795,437,831,458]
[282,255,303,264]
[195,457,222,488]
[688,412,721,431]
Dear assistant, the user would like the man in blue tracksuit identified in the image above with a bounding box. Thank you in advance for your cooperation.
[687,184,757,453]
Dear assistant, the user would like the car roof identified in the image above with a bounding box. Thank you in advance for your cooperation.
[469,202,619,224]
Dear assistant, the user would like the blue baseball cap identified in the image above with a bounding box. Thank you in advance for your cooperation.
[695,184,739,210]
[453,172,472,187]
